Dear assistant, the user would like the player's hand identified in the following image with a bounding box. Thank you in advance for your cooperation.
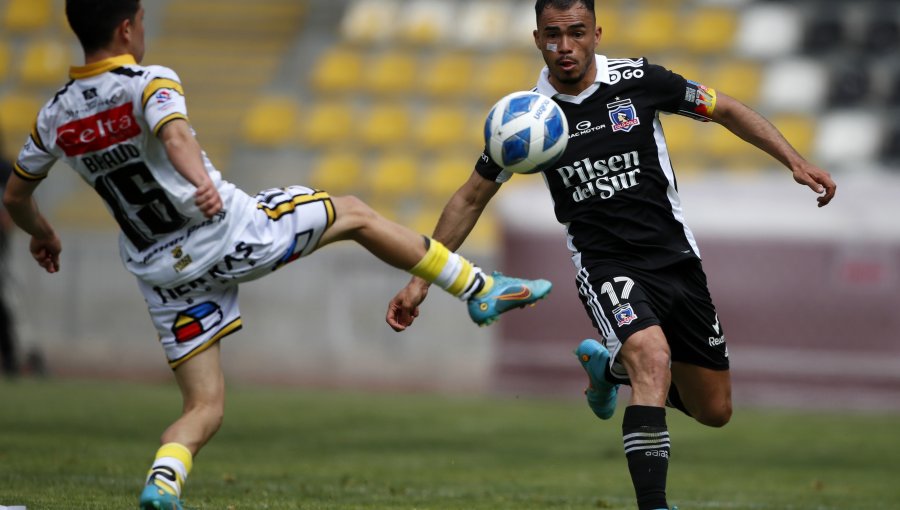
[791,161,836,207]
[195,181,223,218]
[30,234,61,273]
[386,278,430,332]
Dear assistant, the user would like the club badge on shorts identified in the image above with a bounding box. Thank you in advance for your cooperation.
[612,302,638,327]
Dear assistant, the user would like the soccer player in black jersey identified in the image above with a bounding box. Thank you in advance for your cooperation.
[386,1,836,509]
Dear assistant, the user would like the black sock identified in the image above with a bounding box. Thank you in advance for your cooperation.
[622,405,669,510]
[665,383,692,417]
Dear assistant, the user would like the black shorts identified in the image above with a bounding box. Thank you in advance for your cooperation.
[575,258,729,382]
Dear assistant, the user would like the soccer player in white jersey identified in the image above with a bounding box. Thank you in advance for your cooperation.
[2,1,553,508]
[387,1,837,509]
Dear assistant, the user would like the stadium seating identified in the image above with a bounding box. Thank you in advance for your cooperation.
[2,0,52,33]
[309,150,364,196]
[0,39,10,83]
[412,105,470,151]
[300,100,356,148]
[241,96,302,148]
[678,7,738,55]
[420,51,476,99]
[363,50,418,96]
[0,92,43,155]
[18,38,71,87]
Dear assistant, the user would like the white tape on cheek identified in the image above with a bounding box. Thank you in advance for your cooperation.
[546,43,557,52]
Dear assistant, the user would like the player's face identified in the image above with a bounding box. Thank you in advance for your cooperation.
[533,3,601,95]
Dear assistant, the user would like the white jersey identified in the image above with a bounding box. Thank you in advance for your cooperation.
[15,55,255,286]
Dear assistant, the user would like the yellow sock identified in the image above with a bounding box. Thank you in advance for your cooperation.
[146,442,193,498]
[409,237,494,300]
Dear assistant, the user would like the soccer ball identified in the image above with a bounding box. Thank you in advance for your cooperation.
[483,90,568,174]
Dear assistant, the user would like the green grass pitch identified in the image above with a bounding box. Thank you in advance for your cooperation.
[1,378,898,509]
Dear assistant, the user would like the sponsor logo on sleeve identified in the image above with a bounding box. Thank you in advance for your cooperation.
[687,80,717,118]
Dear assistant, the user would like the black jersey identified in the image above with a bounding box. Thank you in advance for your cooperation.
[476,55,718,271]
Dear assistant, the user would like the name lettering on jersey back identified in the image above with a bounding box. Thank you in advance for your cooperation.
[555,150,642,202]
[82,143,141,173]
[56,103,141,157]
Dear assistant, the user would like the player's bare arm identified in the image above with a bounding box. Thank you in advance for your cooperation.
[711,92,837,207]
[2,174,61,273]
[159,119,223,218]
[386,171,501,331]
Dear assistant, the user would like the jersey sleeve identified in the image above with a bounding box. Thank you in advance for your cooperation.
[643,60,717,122]
[474,149,513,184]
[14,111,57,181]
[140,66,189,136]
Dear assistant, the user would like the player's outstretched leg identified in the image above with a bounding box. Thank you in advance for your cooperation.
[320,195,552,326]
[575,339,619,419]
[408,240,552,327]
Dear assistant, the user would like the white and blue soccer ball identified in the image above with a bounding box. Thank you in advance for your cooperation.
[484,90,568,174]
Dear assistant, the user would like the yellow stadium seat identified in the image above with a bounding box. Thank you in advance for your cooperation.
[19,39,72,86]
[595,5,624,53]
[309,47,364,95]
[396,0,454,46]
[770,114,816,156]
[707,60,762,104]
[363,50,417,96]
[0,39,11,83]
[421,52,475,99]
[241,96,301,148]
[455,1,514,49]
[423,152,472,199]
[300,101,355,148]
[366,151,419,198]
[357,103,411,148]
[3,0,52,32]
[309,150,363,196]
[413,105,469,151]
[679,8,738,55]
[475,52,540,101]
[340,0,401,45]
[659,114,699,161]
[705,122,767,172]
[621,8,676,55]
[0,92,43,152]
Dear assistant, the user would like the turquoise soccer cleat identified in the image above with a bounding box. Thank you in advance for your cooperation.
[139,481,184,510]
[575,339,619,420]
[467,271,552,326]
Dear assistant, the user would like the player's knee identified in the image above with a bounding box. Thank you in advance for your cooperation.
[694,400,732,428]
[331,195,380,232]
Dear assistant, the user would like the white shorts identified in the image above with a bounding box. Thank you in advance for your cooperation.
[137,186,335,369]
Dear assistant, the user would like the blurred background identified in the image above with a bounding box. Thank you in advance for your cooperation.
[0,0,897,409]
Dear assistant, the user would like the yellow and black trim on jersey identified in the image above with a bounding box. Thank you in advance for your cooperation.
[168,317,243,370]
[13,161,48,181]
[142,78,185,110]
[69,54,138,79]
[153,112,189,136]
[30,119,48,153]
[257,190,335,225]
